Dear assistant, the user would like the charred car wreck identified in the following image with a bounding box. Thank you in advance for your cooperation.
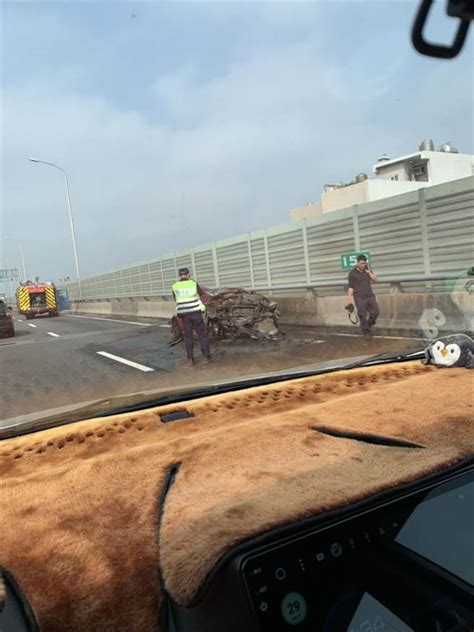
[170,288,282,345]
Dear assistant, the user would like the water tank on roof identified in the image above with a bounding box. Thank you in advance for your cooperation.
[355,173,368,183]
[419,138,435,151]
[438,142,459,153]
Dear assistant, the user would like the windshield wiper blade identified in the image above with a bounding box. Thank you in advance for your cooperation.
[341,347,425,370]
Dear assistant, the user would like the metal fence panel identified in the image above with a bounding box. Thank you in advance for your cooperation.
[266,228,305,286]
[148,260,164,295]
[136,264,152,296]
[162,256,178,292]
[175,252,193,275]
[359,198,425,276]
[267,228,305,285]
[306,217,355,283]
[194,248,216,287]
[425,186,474,274]
[249,237,268,287]
[216,241,252,287]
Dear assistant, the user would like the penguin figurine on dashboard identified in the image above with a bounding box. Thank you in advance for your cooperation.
[422,334,474,368]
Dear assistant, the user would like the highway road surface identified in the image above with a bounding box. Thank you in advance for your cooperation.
[0,311,423,427]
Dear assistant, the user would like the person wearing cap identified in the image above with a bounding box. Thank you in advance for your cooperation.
[346,255,379,338]
[172,268,211,366]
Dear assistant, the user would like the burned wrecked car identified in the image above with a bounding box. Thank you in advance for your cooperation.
[170,288,282,344]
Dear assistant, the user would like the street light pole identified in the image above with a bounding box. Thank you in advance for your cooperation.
[29,158,83,299]
[3,236,27,282]
[19,243,27,282]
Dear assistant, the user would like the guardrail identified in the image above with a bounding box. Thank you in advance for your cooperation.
[245,273,462,293]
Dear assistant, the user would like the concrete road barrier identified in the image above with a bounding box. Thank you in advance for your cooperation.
[277,292,472,334]
[70,300,175,320]
[70,301,113,316]
[70,290,472,336]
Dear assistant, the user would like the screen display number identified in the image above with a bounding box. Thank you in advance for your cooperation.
[347,594,413,632]
[289,602,299,615]
[281,592,308,625]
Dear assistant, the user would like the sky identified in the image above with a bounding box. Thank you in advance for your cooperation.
[1,0,473,284]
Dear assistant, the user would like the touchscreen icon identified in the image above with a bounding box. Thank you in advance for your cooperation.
[275,567,286,580]
[281,592,307,625]
[330,542,343,558]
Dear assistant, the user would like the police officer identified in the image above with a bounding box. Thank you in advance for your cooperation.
[172,268,211,366]
[346,255,379,337]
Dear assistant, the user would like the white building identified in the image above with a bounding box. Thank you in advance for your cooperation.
[290,140,474,221]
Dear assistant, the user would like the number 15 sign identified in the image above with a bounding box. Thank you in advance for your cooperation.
[340,252,372,270]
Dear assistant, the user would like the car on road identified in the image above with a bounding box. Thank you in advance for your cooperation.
[0,300,15,338]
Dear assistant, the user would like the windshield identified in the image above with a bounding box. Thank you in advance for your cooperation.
[1,1,473,434]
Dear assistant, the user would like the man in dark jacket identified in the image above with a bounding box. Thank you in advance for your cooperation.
[346,255,379,337]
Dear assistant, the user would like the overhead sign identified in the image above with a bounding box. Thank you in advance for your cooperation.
[340,252,372,270]
[0,269,19,280]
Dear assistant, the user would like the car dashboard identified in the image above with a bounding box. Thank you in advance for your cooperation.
[168,465,473,631]
[0,361,473,632]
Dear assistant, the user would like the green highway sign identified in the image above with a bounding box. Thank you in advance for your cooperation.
[340,252,372,270]
[0,269,19,280]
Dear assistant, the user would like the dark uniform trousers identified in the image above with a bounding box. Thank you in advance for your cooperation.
[181,311,210,360]
[354,296,380,332]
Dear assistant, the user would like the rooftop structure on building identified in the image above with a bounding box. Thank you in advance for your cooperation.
[290,139,474,221]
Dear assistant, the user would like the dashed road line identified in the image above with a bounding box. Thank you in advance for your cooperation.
[47,332,61,337]
[27,323,37,328]
[96,351,155,372]
[160,324,172,328]
[67,314,152,327]
[0,328,139,349]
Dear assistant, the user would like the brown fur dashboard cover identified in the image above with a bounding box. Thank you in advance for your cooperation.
[0,362,473,631]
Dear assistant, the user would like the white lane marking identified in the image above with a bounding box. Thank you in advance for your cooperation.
[160,324,172,328]
[28,323,37,328]
[67,314,152,327]
[96,351,155,372]
[0,328,134,349]
[47,332,60,337]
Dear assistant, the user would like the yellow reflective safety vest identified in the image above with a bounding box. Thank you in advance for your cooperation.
[172,279,205,315]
